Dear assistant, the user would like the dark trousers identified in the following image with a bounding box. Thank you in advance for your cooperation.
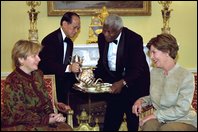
[103,91,139,131]
[56,73,76,105]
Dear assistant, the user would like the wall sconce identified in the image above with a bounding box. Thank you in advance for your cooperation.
[158,1,173,34]
[26,1,41,42]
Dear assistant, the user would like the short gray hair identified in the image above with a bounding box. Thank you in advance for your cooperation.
[104,14,123,31]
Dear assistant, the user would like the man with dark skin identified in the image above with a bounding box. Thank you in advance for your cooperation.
[94,14,150,131]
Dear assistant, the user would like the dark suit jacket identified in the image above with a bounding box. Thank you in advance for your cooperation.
[39,28,73,78]
[94,27,150,100]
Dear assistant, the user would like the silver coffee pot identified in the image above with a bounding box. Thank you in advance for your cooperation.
[71,55,102,87]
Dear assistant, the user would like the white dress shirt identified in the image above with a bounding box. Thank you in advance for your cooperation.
[108,32,121,71]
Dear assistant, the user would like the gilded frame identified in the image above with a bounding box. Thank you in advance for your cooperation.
[47,1,151,16]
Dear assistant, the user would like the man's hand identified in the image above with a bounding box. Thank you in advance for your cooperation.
[110,79,125,94]
[70,62,81,73]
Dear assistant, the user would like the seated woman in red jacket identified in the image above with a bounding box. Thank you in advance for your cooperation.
[1,40,72,131]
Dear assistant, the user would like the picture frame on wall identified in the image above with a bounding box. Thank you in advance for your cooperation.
[47,1,151,16]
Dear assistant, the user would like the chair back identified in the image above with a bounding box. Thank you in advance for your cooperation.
[1,75,6,107]
[192,73,197,111]
[43,75,58,113]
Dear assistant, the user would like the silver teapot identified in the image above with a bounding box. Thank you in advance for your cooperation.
[76,67,102,87]
[71,55,101,87]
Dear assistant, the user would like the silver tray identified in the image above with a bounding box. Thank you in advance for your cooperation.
[73,83,112,93]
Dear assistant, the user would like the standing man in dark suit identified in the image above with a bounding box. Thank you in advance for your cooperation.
[39,12,81,105]
[94,14,150,131]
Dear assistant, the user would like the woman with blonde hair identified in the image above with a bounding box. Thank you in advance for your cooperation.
[1,40,72,131]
